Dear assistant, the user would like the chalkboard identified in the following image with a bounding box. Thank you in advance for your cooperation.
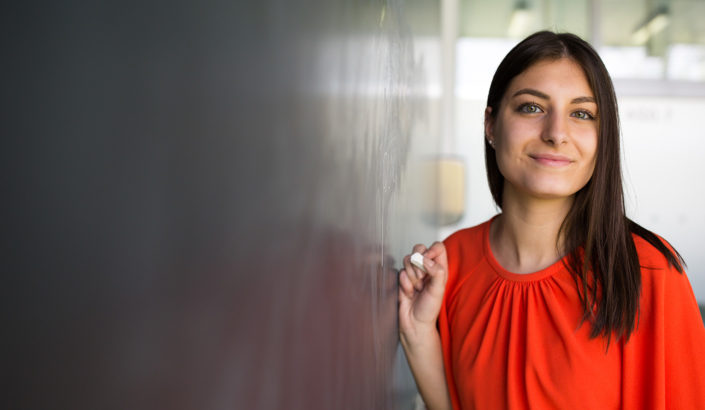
[4,1,441,409]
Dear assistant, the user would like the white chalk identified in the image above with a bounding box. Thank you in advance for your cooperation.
[410,252,428,273]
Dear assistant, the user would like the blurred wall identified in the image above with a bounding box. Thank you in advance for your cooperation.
[620,96,705,301]
[4,1,442,409]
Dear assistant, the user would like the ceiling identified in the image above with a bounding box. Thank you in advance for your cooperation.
[458,0,705,46]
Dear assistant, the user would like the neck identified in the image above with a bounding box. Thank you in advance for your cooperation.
[490,185,573,274]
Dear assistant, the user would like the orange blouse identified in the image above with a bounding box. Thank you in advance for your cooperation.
[438,218,705,409]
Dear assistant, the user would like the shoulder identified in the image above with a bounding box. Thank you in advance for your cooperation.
[631,231,691,299]
[631,231,681,273]
[632,233,668,268]
[440,219,493,306]
[624,234,705,406]
[444,220,487,250]
[630,232,704,361]
[442,218,493,283]
[443,218,490,260]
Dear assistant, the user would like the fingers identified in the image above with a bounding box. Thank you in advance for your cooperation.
[422,254,445,282]
[424,241,448,268]
[420,242,448,296]
[400,242,445,294]
[398,269,416,299]
[403,254,426,292]
[411,243,429,279]
[412,243,428,254]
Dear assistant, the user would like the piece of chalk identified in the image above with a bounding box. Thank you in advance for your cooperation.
[410,252,428,273]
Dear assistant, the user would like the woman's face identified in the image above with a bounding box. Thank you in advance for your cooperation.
[486,57,599,201]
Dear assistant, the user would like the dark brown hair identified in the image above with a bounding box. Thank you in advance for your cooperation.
[484,31,685,343]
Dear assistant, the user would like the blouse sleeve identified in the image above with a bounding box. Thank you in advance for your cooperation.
[622,262,705,409]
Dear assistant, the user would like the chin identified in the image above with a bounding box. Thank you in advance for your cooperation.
[521,181,583,200]
[504,172,591,201]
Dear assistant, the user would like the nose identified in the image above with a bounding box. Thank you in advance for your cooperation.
[541,111,568,145]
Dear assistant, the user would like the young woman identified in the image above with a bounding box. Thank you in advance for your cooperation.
[398,31,705,409]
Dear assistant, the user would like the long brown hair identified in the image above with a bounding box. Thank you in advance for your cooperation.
[484,31,685,343]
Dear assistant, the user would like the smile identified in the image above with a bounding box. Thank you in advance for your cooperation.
[529,154,573,167]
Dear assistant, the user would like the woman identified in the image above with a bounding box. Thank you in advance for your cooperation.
[398,31,705,409]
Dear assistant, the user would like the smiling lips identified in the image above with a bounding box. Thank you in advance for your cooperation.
[530,153,573,167]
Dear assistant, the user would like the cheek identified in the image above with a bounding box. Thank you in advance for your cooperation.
[584,132,599,162]
[497,123,534,158]
[494,146,526,184]
[495,122,530,157]
[493,124,531,179]
[578,135,599,180]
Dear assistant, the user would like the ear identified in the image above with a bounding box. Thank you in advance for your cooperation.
[484,106,495,143]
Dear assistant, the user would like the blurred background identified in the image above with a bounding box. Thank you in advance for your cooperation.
[4,0,704,409]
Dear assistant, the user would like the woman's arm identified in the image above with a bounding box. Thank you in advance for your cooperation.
[400,325,450,410]
[398,242,451,410]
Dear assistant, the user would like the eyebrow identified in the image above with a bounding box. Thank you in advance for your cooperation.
[512,88,596,104]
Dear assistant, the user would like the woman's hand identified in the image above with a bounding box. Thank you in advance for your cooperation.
[398,241,448,341]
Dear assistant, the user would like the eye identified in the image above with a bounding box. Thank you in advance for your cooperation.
[517,102,543,114]
[572,110,595,120]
